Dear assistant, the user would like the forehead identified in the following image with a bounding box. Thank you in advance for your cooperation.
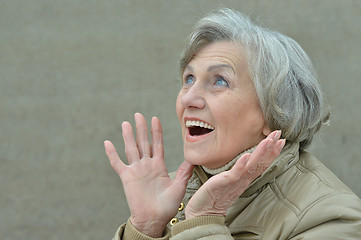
[189,41,247,72]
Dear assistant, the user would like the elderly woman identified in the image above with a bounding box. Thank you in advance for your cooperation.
[105,9,361,239]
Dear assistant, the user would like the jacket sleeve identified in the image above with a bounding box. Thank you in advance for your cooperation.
[112,218,171,240]
[170,215,234,240]
[289,193,361,240]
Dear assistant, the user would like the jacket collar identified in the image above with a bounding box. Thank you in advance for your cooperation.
[194,143,300,197]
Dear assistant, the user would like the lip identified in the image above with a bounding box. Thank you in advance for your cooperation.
[183,117,214,142]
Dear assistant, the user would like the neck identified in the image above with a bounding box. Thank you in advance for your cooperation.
[202,146,257,175]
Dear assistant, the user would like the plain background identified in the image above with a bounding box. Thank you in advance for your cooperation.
[1,0,360,239]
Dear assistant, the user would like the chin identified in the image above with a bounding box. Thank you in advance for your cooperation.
[184,151,206,166]
[184,151,223,168]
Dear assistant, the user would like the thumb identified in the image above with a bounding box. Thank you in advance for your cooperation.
[174,161,194,187]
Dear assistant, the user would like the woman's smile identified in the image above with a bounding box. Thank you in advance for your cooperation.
[176,41,270,169]
[184,117,215,142]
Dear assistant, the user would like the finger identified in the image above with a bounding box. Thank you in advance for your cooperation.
[135,113,150,158]
[230,153,251,174]
[151,116,164,159]
[245,130,281,175]
[246,140,272,174]
[270,139,286,158]
[122,121,140,164]
[104,140,126,176]
[173,161,194,188]
[261,131,285,161]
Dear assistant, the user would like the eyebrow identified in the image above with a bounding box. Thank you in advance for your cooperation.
[207,64,235,73]
[184,64,235,73]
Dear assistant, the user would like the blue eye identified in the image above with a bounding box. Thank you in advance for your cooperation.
[214,76,229,87]
[184,75,195,85]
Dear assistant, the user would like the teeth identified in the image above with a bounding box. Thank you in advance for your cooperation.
[185,120,215,130]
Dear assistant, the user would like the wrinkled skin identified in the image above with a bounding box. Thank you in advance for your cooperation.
[105,113,285,237]
[185,130,284,218]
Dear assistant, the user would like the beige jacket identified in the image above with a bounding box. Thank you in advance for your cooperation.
[113,143,361,239]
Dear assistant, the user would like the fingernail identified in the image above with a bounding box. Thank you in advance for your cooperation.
[273,130,281,140]
[279,139,286,151]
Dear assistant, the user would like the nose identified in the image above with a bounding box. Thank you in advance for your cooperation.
[180,83,206,109]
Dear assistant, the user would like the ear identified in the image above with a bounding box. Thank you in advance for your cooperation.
[262,123,271,136]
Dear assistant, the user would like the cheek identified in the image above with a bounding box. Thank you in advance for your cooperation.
[232,105,267,145]
[176,93,183,122]
[214,96,264,140]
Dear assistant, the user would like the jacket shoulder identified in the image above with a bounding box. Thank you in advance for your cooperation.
[272,151,361,217]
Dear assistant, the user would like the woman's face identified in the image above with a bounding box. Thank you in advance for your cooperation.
[176,41,270,168]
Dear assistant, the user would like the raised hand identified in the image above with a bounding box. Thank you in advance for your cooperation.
[185,130,285,219]
[104,113,194,237]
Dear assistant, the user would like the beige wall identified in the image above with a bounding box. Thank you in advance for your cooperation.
[1,0,360,239]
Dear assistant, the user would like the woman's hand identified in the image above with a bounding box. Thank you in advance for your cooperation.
[104,113,194,238]
[185,130,285,219]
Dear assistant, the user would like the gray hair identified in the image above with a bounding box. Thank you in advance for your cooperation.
[180,8,330,150]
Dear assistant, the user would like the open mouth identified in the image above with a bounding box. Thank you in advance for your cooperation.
[186,120,215,136]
